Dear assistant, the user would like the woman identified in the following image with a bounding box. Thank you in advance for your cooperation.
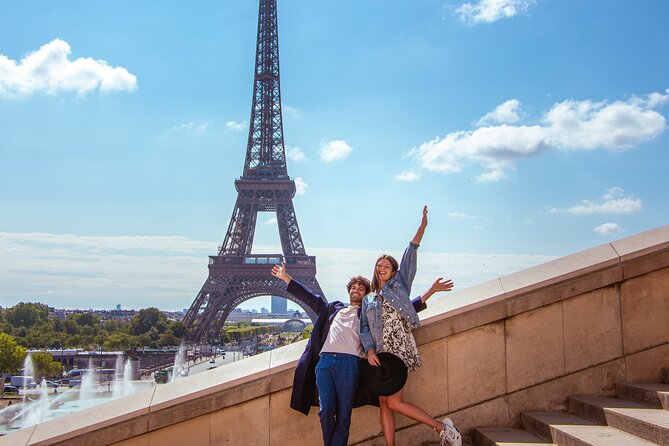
[360,206,461,446]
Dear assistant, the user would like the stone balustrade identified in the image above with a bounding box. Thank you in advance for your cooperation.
[2,224,668,446]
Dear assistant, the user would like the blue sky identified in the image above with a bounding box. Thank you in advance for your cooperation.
[1,0,668,311]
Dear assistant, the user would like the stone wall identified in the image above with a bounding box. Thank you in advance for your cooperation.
[2,225,668,446]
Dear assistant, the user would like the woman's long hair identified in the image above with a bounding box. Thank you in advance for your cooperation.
[371,254,399,292]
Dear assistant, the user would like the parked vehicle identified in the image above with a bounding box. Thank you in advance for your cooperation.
[10,376,37,389]
[66,368,116,381]
[2,385,19,394]
[154,370,169,384]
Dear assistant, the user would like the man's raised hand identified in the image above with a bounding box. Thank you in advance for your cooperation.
[271,262,292,285]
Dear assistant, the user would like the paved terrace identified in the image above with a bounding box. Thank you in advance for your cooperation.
[2,224,668,446]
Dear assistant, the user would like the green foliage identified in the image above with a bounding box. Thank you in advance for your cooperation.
[130,308,166,335]
[29,352,64,380]
[169,321,187,338]
[2,303,186,350]
[157,332,179,347]
[74,313,100,327]
[223,324,280,341]
[103,333,137,351]
[302,324,314,340]
[5,302,49,329]
[0,333,27,375]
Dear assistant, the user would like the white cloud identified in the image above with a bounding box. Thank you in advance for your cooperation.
[171,121,209,133]
[394,170,422,182]
[0,39,137,97]
[226,120,247,131]
[476,99,522,125]
[283,105,301,118]
[319,139,353,162]
[410,89,668,182]
[475,168,507,183]
[456,0,534,24]
[549,188,642,215]
[294,177,308,195]
[448,212,477,219]
[264,217,278,226]
[543,98,666,150]
[0,232,555,311]
[603,186,625,201]
[286,146,307,162]
[594,223,624,236]
[647,88,669,108]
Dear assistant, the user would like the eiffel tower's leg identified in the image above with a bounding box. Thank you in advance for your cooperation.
[276,202,306,256]
[220,200,258,255]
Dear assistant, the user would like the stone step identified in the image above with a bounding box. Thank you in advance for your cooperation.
[521,411,657,446]
[472,427,554,446]
[551,424,658,446]
[662,392,669,411]
[569,395,669,445]
[616,382,669,408]
[522,412,597,440]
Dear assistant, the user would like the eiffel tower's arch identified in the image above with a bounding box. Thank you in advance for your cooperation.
[185,257,322,342]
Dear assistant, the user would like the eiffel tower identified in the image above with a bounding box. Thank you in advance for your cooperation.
[183,0,324,343]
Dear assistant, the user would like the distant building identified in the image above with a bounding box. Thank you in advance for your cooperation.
[271,296,288,315]
[226,311,254,323]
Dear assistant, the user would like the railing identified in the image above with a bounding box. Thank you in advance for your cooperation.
[209,255,316,266]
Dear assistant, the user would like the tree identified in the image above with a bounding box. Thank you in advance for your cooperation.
[0,333,27,375]
[130,308,166,335]
[157,332,178,347]
[30,352,63,380]
[103,333,139,351]
[74,313,100,327]
[5,302,49,329]
[169,321,187,339]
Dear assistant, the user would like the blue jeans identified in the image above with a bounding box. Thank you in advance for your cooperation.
[315,353,360,446]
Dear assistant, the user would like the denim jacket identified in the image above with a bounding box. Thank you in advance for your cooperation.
[359,241,421,353]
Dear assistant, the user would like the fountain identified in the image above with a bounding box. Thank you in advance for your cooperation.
[21,354,35,388]
[0,353,153,434]
[170,343,189,382]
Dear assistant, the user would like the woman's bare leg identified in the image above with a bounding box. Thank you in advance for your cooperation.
[379,396,396,445]
[385,388,441,431]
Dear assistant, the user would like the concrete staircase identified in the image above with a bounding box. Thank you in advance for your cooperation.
[473,370,669,446]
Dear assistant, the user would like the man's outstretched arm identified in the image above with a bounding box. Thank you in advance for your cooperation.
[272,263,327,315]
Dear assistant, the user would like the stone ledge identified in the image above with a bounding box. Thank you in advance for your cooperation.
[2,224,668,446]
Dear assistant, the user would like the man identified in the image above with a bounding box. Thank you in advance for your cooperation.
[272,263,370,446]
[272,263,448,446]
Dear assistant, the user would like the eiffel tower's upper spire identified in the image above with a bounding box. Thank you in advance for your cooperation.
[242,0,287,179]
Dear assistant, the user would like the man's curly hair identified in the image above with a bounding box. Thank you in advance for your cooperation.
[346,276,371,294]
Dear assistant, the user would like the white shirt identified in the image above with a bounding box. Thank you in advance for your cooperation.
[320,305,364,358]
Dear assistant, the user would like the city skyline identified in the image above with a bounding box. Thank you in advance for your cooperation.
[1,1,668,311]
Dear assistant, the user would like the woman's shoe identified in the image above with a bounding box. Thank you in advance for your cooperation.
[439,417,462,446]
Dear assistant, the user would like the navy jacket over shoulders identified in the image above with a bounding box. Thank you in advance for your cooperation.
[287,279,427,415]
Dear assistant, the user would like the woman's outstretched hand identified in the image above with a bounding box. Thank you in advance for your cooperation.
[271,262,292,285]
[420,277,455,303]
[430,277,454,294]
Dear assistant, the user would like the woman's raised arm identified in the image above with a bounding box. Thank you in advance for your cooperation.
[411,205,428,246]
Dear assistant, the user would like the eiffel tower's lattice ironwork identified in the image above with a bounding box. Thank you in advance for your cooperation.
[183,0,324,342]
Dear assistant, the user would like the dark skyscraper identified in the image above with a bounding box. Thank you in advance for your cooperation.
[271,295,288,314]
